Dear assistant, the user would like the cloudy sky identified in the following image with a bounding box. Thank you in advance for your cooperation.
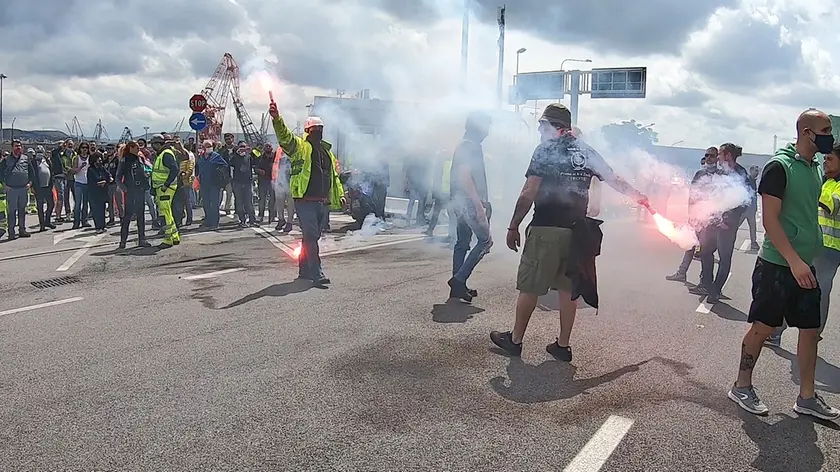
[1,0,838,153]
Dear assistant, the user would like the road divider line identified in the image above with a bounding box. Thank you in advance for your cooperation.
[563,415,634,472]
[322,236,426,256]
[695,302,711,314]
[250,226,297,259]
[184,268,246,280]
[0,297,84,317]
[56,234,106,272]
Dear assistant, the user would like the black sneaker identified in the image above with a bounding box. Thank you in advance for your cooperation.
[467,287,478,297]
[19,231,31,238]
[546,341,573,362]
[447,277,472,302]
[490,331,522,357]
[706,293,720,304]
[137,240,152,248]
[688,285,709,295]
[118,242,126,249]
[665,272,686,282]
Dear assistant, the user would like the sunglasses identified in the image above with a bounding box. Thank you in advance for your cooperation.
[704,153,716,157]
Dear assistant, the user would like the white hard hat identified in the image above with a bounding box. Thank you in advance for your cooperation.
[304,116,324,129]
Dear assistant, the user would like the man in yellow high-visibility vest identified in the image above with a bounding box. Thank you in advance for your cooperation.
[149,134,181,248]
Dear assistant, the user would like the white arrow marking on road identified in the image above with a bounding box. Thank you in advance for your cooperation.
[695,302,711,314]
[184,268,246,280]
[56,233,106,272]
[0,297,83,317]
[563,415,634,472]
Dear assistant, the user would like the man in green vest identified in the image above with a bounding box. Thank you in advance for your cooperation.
[729,108,839,421]
[149,134,181,248]
[269,103,344,286]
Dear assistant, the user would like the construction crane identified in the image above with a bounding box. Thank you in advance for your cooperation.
[196,53,237,144]
[259,113,270,141]
[92,119,110,144]
[118,127,133,145]
[194,53,266,146]
[172,117,185,136]
[65,116,85,141]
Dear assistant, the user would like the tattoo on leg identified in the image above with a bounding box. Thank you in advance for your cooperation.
[739,343,756,371]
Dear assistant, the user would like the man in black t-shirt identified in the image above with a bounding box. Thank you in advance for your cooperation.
[490,103,648,361]
[447,112,493,302]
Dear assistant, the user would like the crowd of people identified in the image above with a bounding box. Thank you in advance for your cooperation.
[2,102,838,424]
[0,132,304,246]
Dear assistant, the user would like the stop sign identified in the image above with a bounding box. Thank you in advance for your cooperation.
[189,94,207,112]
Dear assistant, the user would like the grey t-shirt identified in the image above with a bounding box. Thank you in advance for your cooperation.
[449,138,488,203]
[35,154,51,187]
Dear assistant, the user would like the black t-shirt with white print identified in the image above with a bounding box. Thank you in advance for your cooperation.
[526,135,614,228]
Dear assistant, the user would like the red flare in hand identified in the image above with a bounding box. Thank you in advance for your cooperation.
[292,242,302,259]
[641,201,698,250]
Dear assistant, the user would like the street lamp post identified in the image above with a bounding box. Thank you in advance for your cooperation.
[143,126,150,139]
[9,117,15,142]
[0,74,7,143]
[515,48,526,113]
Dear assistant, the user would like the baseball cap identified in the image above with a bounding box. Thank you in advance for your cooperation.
[539,103,572,129]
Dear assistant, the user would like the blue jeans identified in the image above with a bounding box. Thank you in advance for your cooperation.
[452,200,492,283]
[296,200,327,280]
[202,185,221,228]
[73,182,89,225]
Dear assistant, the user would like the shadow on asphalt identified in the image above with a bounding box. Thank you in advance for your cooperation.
[739,410,837,472]
[222,279,315,309]
[711,302,748,321]
[489,358,650,405]
[769,346,840,394]
[431,300,485,323]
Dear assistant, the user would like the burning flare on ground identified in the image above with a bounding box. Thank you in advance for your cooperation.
[292,243,302,259]
[642,203,699,250]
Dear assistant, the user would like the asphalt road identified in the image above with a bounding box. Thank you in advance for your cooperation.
[0,207,838,472]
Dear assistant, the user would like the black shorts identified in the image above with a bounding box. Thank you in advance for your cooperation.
[747,257,821,329]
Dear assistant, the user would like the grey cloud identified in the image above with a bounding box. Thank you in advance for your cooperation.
[685,13,804,90]
[649,89,711,108]
[371,0,738,56]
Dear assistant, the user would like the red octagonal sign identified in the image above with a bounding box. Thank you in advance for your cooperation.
[189,94,207,112]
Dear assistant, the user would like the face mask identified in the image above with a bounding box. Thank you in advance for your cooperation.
[813,132,834,154]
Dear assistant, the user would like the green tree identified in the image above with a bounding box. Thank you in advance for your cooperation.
[600,119,658,150]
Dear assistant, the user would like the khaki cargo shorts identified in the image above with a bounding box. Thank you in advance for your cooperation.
[516,226,574,296]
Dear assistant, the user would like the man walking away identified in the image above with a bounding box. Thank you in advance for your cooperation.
[728,108,839,421]
[229,141,259,227]
[666,147,719,282]
[741,165,760,251]
[448,112,493,302]
[693,143,750,304]
[32,146,56,231]
[270,104,345,286]
[489,103,648,361]
[274,147,295,233]
[116,141,151,249]
[0,139,36,239]
[256,143,276,224]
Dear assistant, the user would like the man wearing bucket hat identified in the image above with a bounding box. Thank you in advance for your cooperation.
[491,103,648,361]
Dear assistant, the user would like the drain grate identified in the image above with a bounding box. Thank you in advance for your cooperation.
[31,276,81,289]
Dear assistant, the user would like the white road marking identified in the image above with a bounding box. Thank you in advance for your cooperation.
[250,226,297,258]
[0,297,84,317]
[56,233,105,272]
[184,268,246,280]
[563,415,634,472]
[321,236,426,256]
[695,302,711,314]
[739,240,751,251]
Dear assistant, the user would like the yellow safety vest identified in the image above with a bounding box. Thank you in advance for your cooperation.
[441,158,453,195]
[151,148,177,189]
[818,178,840,251]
